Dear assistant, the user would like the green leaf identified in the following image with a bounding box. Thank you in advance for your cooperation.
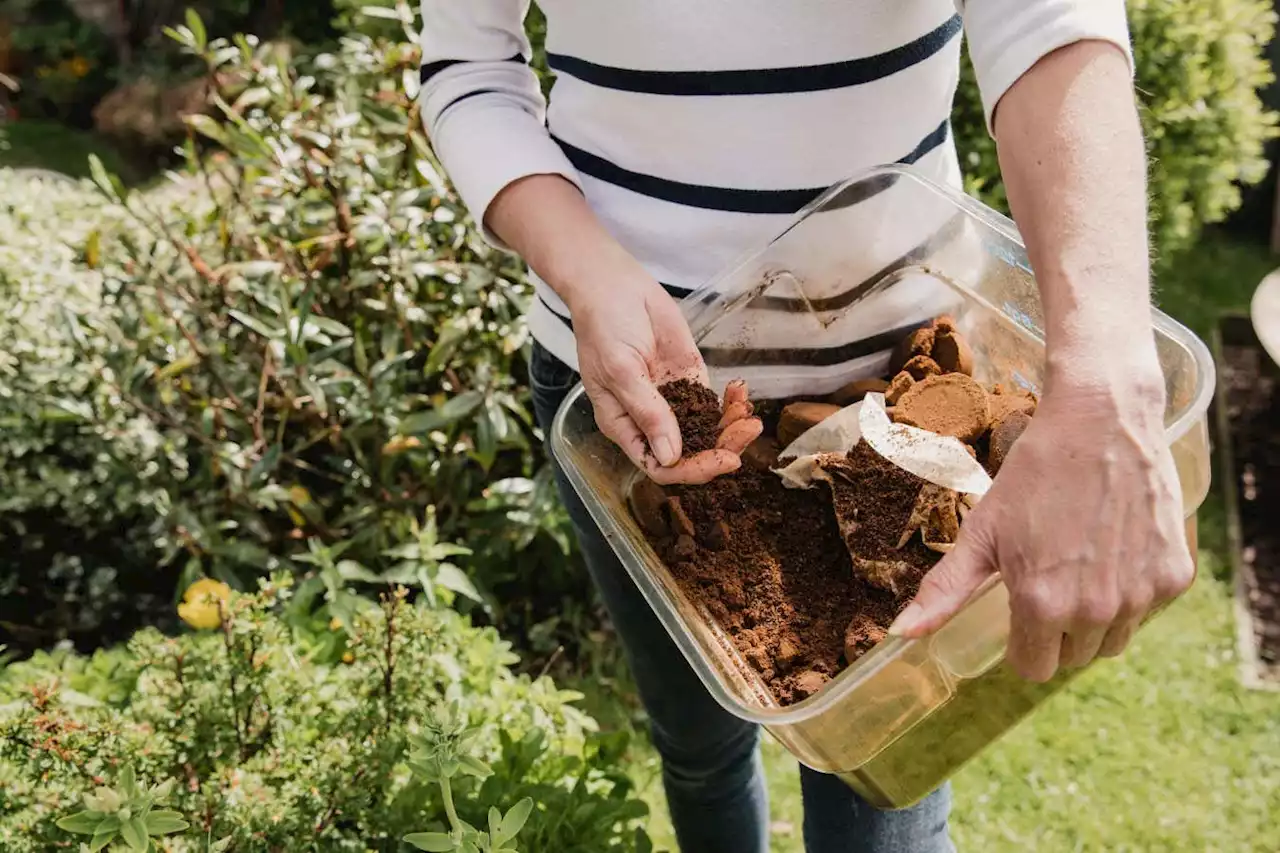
[248,444,282,486]
[424,324,464,376]
[496,799,533,846]
[361,5,404,19]
[87,154,125,203]
[457,755,493,779]
[56,811,103,835]
[155,353,201,381]
[301,376,329,418]
[121,816,148,850]
[211,837,234,852]
[144,810,189,835]
[185,8,207,48]
[370,350,415,381]
[336,560,382,583]
[488,806,502,840]
[232,86,270,113]
[118,765,139,798]
[400,391,484,434]
[88,826,116,852]
[435,564,483,604]
[403,832,457,851]
[228,309,283,339]
[307,316,352,337]
[184,114,227,144]
[149,779,175,801]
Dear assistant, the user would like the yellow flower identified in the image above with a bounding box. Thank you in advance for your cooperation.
[342,652,355,664]
[381,435,421,457]
[329,617,343,631]
[67,56,90,78]
[177,579,232,630]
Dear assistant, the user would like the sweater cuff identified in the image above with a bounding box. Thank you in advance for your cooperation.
[430,98,583,249]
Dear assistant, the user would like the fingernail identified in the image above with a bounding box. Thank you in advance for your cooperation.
[654,436,678,467]
[888,603,922,637]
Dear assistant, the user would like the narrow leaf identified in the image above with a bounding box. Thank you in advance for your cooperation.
[403,832,457,851]
[184,8,207,47]
[144,810,189,835]
[87,154,120,203]
[228,309,283,339]
[55,811,103,835]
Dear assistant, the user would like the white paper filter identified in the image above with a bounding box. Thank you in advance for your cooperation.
[774,394,992,496]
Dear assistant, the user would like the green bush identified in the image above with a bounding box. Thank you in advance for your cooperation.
[953,0,1278,261]
[66,23,584,643]
[0,579,652,851]
[0,170,180,651]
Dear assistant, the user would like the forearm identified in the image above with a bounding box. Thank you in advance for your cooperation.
[994,40,1162,408]
[486,174,653,311]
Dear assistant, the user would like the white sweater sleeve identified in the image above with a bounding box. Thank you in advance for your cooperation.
[418,0,582,246]
[958,0,1134,133]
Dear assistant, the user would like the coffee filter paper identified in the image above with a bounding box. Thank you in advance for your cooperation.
[775,394,992,496]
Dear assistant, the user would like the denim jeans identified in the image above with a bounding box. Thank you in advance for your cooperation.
[528,342,954,853]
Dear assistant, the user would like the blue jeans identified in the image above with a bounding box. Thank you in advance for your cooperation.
[528,343,954,853]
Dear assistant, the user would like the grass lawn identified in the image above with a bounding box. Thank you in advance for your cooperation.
[0,119,134,181]
[576,232,1280,852]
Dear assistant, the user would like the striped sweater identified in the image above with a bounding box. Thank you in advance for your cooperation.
[418,1,1132,378]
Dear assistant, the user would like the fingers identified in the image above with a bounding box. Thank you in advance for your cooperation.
[599,355,682,467]
[723,379,749,409]
[591,387,657,469]
[1007,583,1069,682]
[717,418,763,454]
[1097,616,1140,658]
[718,401,754,430]
[647,450,742,486]
[1059,627,1106,670]
[889,527,995,638]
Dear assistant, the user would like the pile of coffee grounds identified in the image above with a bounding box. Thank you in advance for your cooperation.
[822,443,938,573]
[657,458,906,704]
[659,379,723,456]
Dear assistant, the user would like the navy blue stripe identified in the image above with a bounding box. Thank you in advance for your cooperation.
[552,120,949,214]
[546,16,961,96]
[537,294,918,369]
[438,88,500,118]
[421,53,525,86]
[700,322,923,369]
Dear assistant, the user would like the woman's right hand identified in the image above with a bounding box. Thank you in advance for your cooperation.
[484,173,760,483]
[570,270,761,485]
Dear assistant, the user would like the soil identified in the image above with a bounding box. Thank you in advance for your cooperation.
[638,319,1037,706]
[657,459,906,704]
[659,379,724,456]
[1219,327,1280,680]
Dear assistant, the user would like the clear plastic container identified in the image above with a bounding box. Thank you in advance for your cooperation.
[549,164,1215,809]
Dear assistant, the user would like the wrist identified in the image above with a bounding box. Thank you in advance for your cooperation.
[556,252,656,316]
[1044,337,1165,423]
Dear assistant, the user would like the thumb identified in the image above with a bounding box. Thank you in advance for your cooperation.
[889,527,995,639]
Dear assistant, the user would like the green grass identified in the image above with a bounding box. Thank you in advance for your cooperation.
[573,233,1280,852]
[0,119,133,181]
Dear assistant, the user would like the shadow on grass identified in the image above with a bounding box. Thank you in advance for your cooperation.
[0,119,140,183]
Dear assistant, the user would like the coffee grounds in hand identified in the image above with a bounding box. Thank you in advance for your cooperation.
[659,379,723,456]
